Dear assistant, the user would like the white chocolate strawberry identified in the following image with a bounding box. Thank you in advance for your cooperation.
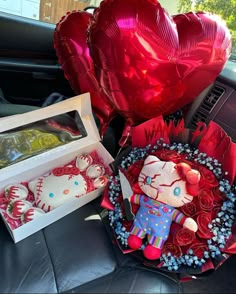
[5,184,28,201]
[11,200,32,219]
[23,207,45,223]
[76,153,93,171]
[93,175,108,188]
[86,164,105,178]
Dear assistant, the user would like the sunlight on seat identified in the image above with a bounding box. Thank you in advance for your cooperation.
[84,214,101,221]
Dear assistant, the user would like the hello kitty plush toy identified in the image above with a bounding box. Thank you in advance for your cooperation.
[127,155,200,260]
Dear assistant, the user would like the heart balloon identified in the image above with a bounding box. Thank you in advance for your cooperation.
[54,10,116,136]
[88,0,232,126]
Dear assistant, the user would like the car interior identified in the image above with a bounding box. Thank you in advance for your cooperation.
[0,1,235,293]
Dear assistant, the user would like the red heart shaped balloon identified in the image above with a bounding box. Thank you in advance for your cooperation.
[88,0,232,125]
[54,11,116,136]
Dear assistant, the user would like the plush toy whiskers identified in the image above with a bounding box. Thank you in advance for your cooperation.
[127,155,200,260]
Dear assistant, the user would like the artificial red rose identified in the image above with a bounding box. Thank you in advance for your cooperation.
[181,202,197,217]
[192,195,201,211]
[168,223,182,243]
[198,189,214,211]
[163,242,182,257]
[211,204,222,219]
[152,150,182,163]
[122,219,133,232]
[181,158,197,169]
[198,166,219,189]
[126,160,144,184]
[212,186,226,205]
[196,212,214,239]
[116,194,123,204]
[190,161,202,171]
[173,227,195,246]
[188,242,208,258]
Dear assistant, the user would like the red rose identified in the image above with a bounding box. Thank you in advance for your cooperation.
[198,189,214,211]
[173,227,195,246]
[126,160,144,184]
[153,150,182,163]
[211,204,222,219]
[181,158,197,169]
[122,220,133,232]
[181,202,197,217]
[189,242,208,258]
[198,166,218,189]
[196,212,214,239]
[163,242,182,257]
[168,223,182,243]
[212,186,226,205]
[192,196,201,211]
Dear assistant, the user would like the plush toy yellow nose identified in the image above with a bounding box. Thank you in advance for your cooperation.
[63,189,70,195]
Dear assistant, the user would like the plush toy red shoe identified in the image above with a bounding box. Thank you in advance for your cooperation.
[128,234,143,250]
[143,245,162,260]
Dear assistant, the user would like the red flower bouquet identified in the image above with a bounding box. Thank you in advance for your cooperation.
[101,116,236,276]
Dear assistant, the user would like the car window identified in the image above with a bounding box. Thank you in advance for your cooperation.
[0,0,234,57]
[0,0,102,23]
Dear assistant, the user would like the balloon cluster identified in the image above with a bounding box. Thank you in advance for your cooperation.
[54,0,231,139]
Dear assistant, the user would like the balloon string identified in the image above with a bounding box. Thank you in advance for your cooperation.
[117,124,132,156]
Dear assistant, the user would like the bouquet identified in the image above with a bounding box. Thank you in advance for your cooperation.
[101,116,236,277]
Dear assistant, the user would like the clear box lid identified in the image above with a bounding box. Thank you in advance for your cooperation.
[0,93,101,182]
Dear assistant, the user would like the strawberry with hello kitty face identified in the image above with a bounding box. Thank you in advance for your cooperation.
[28,153,108,212]
[127,155,200,260]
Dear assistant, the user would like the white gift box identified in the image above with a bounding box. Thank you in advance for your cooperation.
[0,93,114,243]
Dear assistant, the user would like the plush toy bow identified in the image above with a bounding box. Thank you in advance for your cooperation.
[175,163,200,196]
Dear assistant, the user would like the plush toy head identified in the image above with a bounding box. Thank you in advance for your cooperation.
[138,155,200,208]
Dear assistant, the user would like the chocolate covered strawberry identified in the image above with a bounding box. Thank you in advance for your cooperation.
[76,153,93,171]
[5,184,28,201]
[93,175,108,188]
[7,200,32,219]
[23,207,45,223]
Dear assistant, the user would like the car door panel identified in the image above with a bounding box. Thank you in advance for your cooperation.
[0,12,74,106]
